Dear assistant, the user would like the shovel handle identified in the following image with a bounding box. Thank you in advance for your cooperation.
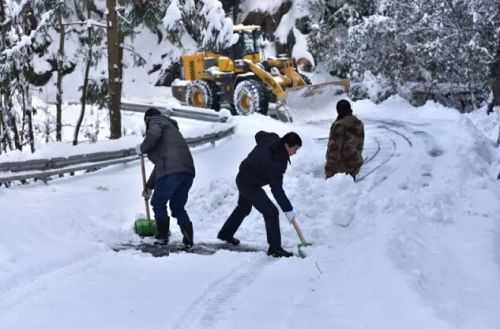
[291,217,307,245]
[139,154,152,221]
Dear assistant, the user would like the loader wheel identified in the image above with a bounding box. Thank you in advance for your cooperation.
[185,79,220,111]
[233,80,268,115]
[299,73,312,85]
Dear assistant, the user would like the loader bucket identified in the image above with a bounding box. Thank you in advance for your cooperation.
[283,80,350,123]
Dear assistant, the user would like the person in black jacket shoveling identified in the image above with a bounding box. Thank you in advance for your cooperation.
[217,131,302,257]
[136,108,196,247]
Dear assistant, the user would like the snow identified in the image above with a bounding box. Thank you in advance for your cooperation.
[33,23,178,104]
[465,106,500,145]
[239,0,285,21]
[275,9,294,44]
[292,27,315,68]
[1,92,499,328]
[200,0,235,48]
[163,1,182,30]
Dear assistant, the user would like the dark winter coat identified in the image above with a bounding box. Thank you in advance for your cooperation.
[325,115,365,179]
[238,131,293,212]
[140,115,195,189]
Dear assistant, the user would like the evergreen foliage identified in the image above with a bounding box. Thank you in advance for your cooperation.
[163,0,234,51]
[310,0,500,105]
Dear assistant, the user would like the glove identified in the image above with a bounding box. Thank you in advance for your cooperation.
[142,188,152,199]
[284,211,295,224]
[135,144,142,155]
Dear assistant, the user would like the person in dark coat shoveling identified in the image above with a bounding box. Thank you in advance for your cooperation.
[217,131,302,258]
[136,108,196,246]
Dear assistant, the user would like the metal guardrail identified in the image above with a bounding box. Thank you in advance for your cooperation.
[45,100,229,123]
[0,126,235,185]
[120,102,229,123]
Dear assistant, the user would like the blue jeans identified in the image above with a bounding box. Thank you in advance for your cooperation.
[151,172,194,225]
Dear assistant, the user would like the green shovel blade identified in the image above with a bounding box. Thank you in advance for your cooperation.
[134,218,157,237]
[297,242,312,258]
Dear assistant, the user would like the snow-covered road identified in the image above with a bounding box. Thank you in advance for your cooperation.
[0,98,499,329]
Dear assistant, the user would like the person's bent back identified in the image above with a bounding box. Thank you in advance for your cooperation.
[218,131,302,258]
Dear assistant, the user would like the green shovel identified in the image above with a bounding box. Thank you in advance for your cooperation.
[134,154,156,237]
[291,217,312,258]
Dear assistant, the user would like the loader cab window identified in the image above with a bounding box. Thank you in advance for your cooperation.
[242,32,258,55]
[231,31,259,59]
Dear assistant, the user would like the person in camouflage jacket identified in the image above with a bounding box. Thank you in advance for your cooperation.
[325,99,365,180]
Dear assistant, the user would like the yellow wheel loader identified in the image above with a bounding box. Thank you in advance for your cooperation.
[171,25,349,117]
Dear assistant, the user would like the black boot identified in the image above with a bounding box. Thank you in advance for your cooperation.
[217,232,240,245]
[267,246,293,258]
[155,218,170,245]
[179,222,194,247]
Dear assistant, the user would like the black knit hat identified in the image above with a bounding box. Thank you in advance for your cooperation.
[336,99,352,117]
[144,107,162,121]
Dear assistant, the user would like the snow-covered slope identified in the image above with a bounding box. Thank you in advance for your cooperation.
[0,97,499,329]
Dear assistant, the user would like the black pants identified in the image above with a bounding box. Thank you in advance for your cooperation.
[218,174,281,248]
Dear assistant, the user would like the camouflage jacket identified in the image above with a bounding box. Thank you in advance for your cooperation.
[325,115,365,179]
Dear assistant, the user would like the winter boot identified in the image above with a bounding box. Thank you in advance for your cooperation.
[267,246,293,258]
[179,222,194,247]
[217,232,240,246]
[155,218,170,245]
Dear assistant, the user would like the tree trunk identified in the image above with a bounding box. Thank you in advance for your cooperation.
[0,0,5,47]
[25,86,35,152]
[8,107,21,150]
[0,110,3,154]
[21,86,27,146]
[490,46,500,110]
[488,39,500,147]
[74,6,94,146]
[1,95,12,151]
[0,0,5,154]
[56,7,65,142]
[106,0,123,139]
[44,106,51,144]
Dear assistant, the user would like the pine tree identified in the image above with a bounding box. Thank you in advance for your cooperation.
[163,0,234,52]
[393,0,497,106]
[346,14,402,101]
[308,0,376,78]
[0,0,55,152]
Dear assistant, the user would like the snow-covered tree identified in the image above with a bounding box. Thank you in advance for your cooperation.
[307,0,499,106]
[163,0,234,51]
[355,0,500,104]
[346,14,402,101]
[308,0,376,78]
[0,0,55,152]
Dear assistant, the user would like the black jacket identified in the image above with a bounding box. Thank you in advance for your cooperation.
[238,131,293,212]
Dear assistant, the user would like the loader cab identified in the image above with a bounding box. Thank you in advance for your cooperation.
[223,25,261,63]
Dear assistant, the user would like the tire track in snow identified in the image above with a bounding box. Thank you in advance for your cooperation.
[356,135,397,184]
[358,120,442,190]
[0,246,107,315]
[370,121,444,191]
[173,255,275,329]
